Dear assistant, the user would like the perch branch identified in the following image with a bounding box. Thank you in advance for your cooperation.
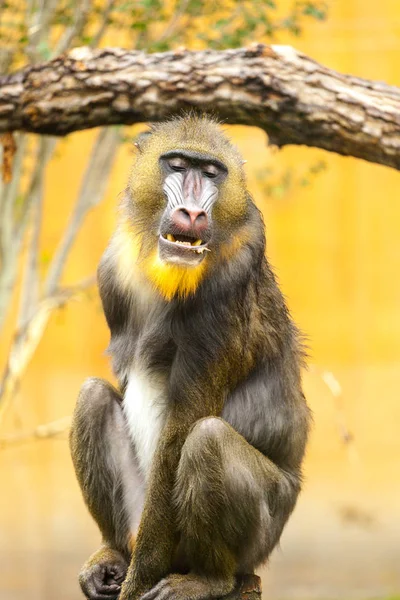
[0,45,399,169]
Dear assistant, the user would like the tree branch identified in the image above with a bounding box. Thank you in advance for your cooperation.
[0,136,56,332]
[54,0,91,56]
[0,134,28,331]
[0,275,95,426]
[44,126,119,295]
[89,0,115,49]
[0,415,72,448]
[0,44,399,169]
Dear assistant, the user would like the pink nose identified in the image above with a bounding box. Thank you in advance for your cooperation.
[171,207,208,233]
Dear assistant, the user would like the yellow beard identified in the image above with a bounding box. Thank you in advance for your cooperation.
[144,249,207,301]
[115,225,207,301]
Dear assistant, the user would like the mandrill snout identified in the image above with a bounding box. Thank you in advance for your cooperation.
[159,203,211,267]
[171,206,208,237]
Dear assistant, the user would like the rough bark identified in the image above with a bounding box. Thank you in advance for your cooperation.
[229,575,262,600]
[1,44,399,169]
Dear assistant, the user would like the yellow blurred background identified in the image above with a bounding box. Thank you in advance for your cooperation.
[0,1,399,599]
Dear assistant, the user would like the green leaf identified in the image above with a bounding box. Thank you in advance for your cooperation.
[131,21,148,31]
[37,41,52,61]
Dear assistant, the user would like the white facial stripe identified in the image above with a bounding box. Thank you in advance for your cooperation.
[163,172,184,209]
[201,178,219,214]
[163,172,218,214]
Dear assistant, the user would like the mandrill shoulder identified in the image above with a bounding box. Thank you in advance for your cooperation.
[98,229,160,332]
[97,232,166,388]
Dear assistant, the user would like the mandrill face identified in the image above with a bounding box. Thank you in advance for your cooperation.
[158,150,227,267]
[122,115,251,301]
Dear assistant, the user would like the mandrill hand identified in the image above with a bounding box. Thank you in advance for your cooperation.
[117,565,152,600]
[137,574,235,600]
[79,546,128,600]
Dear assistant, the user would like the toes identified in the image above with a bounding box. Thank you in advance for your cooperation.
[79,555,128,600]
[81,576,121,600]
[105,565,126,585]
[140,579,170,600]
[153,587,174,600]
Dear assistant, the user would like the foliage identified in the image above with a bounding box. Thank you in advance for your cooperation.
[256,159,327,200]
[0,0,328,71]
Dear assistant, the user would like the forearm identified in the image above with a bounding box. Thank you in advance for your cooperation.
[121,417,192,596]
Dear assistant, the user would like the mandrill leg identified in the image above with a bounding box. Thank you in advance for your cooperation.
[70,378,145,600]
[143,417,299,600]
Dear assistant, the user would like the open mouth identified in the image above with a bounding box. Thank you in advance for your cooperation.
[161,233,209,254]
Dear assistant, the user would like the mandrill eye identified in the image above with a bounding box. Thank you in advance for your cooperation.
[202,164,220,179]
[168,158,188,172]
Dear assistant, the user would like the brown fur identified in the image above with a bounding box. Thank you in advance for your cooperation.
[70,115,310,600]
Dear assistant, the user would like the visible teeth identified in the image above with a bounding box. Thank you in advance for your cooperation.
[164,235,206,250]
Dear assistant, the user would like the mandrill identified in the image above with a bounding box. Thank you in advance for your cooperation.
[70,114,310,600]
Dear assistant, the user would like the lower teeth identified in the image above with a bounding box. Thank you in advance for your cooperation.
[165,236,203,247]
[164,234,210,253]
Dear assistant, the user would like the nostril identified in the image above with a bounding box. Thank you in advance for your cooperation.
[172,208,192,229]
[173,207,208,230]
[179,208,192,221]
[193,211,207,227]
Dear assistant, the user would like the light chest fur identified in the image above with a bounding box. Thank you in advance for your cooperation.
[116,248,170,480]
[123,366,169,480]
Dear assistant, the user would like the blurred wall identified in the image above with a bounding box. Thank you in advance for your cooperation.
[0,1,399,599]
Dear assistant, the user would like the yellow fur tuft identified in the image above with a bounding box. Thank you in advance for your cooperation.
[218,227,250,263]
[114,224,142,291]
[144,250,207,301]
[114,225,207,301]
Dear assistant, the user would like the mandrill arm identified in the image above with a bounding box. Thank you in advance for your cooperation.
[120,417,186,599]
[120,413,219,599]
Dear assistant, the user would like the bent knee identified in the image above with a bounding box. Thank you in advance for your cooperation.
[179,418,229,474]
[189,417,229,444]
[77,377,121,412]
[72,378,122,440]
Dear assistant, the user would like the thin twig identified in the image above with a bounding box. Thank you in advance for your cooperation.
[0,415,72,449]
[0,132,26,292]
[54,0,92,56]
[0,133,27,249]
[153,0,190,47]
[17,137,57,235]
[0,275,95,427]
[90,0,115,48]
[26,0,59,63]
[0,137,57,332]
[44,127,119,295]
[17,137,56,328]
[0,134,28,331]
[17,181,42,329]
[310,365,359,464]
